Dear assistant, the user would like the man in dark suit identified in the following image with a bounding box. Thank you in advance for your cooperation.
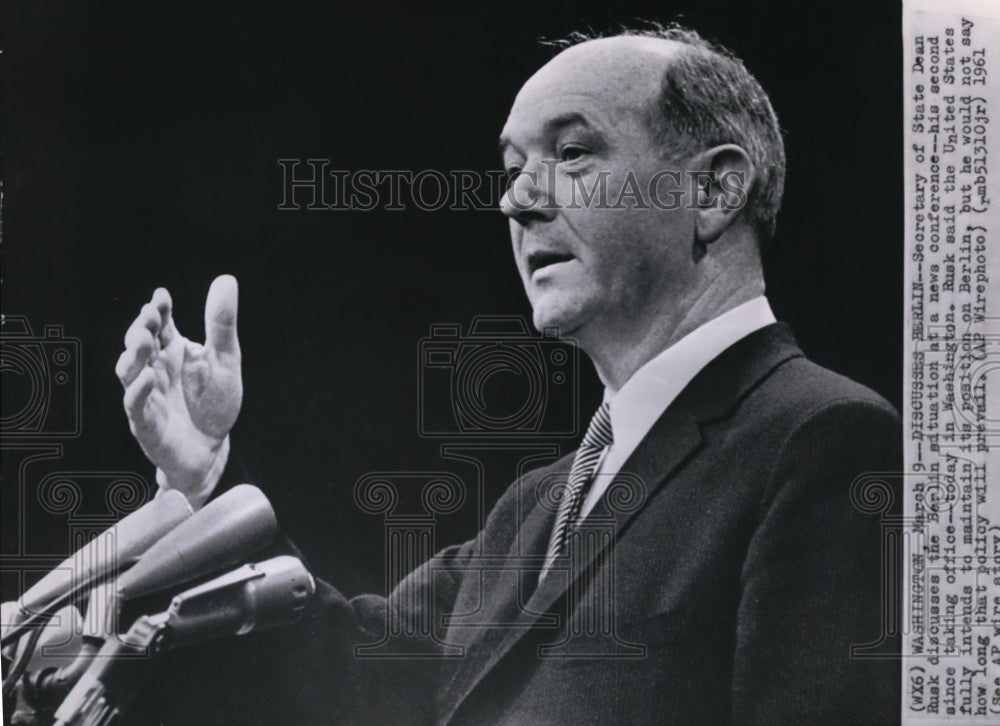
[116,24,900,725]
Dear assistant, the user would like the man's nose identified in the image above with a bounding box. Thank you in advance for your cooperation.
[500,163,557,223]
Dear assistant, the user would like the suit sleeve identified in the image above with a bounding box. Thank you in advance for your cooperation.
[731,399,902,726]
[280,537,477,726]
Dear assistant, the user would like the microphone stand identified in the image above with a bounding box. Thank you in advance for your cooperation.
[8,557,314,726]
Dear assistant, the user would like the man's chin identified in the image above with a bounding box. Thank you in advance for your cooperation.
[530,306,584,338]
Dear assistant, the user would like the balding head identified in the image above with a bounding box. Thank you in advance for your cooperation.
[535,26,786,242]
[514,35,684,116]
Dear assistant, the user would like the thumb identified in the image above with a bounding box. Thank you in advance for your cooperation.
[204,274,240,356]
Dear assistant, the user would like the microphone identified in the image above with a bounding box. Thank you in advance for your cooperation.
[5,607,98,724]
[158,554,315,647]
[19,485,278,713]
[51,556,315,726]
[1,490,193,665]
[2,605,84,724]
[17,605,84,676]
[114,484,278,603]
[15,490,193,617]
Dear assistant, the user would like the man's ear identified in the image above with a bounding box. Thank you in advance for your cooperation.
[692,144,754,247]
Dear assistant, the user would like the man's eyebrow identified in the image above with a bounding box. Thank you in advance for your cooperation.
[498,113,597,157]
[498,135,515,158]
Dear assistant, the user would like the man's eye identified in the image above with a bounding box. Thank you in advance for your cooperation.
[559,145,587,162]
[504,166,523,188]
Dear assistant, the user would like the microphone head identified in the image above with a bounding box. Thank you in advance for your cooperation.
[237,555,316,633]
[18,489,193,614]
[165,556,316,648]
[115,484,277,602]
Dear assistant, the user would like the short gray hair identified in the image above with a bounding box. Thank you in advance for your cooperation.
[546,23,786,242]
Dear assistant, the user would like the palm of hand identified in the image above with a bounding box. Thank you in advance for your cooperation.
[180,336,243,440]
[135,332,242,478]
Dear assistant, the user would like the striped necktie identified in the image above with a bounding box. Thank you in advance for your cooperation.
[540,402,613,578]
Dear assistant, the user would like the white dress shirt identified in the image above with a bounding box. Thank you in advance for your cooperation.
[579,296,776,518]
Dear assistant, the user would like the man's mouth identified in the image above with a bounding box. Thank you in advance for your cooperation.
[527,251,575,275]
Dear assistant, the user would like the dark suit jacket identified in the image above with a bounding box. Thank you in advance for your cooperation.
[129,323,901,725]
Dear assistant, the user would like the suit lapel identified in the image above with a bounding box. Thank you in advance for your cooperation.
[522,404,702,612]
[441,323,804,723]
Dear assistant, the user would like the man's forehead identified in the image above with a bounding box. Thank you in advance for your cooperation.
[528,36,682,88]
[502,36,682,142]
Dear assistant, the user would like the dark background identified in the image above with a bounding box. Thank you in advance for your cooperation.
[1,0,902,601]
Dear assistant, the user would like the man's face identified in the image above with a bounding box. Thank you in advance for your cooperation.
[499,38,700,344]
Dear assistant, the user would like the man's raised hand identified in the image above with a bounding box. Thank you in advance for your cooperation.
[116,275,243,504]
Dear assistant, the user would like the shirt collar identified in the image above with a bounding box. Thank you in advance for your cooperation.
[603,296,776,456]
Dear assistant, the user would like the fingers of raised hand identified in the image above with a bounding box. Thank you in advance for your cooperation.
[117,304,161,386]
[122,366,159,433]
[204,275,240,358]
[118,289,181,387]
[152,287,179,347]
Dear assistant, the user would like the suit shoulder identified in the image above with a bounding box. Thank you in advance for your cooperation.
[742,356,902,513]
[755,354,899,424]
